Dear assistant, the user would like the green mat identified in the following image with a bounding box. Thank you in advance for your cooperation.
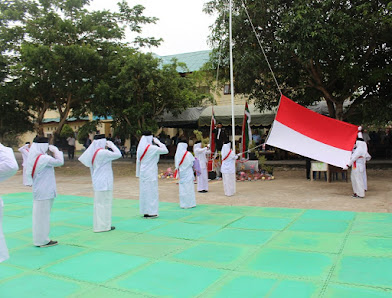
[1,192,392,297]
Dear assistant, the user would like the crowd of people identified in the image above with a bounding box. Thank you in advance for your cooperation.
[0,129,241,261]
[0,123,376,264]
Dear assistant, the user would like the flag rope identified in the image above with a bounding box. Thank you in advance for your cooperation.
[241,0,282,95]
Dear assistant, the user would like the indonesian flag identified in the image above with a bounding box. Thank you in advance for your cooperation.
[209,106,216,153]
[266,95,358,168]
[242,102,252,158]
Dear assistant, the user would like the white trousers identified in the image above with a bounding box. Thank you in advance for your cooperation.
[94,190,113,232]
[351,167,365,197]
[197,168,209,191]
[0,198,9,263]
[32,199,54,246]
[222,173,236,196]
[179,181,196,208]
[363,169,368,191]
[139,180,159,216]
[22,167,31,186]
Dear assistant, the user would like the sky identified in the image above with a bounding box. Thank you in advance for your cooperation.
[88,0,216,56]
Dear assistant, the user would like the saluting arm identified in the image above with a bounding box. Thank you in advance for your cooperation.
[48,145,64,167]
[105,141,122,160]
[153,137,169,154]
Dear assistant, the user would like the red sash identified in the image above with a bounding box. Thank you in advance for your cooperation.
[222,150,232,161]
[31,154,43,178]
[174,151,188,179]
[179,151,188,166]
[92,148,102,166]
[353,156,364,169]
[139,145,150,162]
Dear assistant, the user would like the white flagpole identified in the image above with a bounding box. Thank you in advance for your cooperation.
[229,0,236,151]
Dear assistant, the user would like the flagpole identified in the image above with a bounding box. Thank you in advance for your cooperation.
[229,0,235,151]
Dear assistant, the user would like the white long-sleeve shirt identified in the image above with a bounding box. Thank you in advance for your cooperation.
[193,144,210,170]
[137,139,168,181]
[90,141,121,191]
[0,144,18,182]
[32,146,64,200]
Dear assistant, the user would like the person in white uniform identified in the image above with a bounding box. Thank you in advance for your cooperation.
[175,141,196,208]
[25,137,64,247]
[193,141,210,193]
[220,142,238,197]
[357,127,371,191]
[78,134,121,232]
[0,143,19,262]
[18,142,32,186]
[136,131,168,218]
[346,130,369,198]
[363,151,371,191]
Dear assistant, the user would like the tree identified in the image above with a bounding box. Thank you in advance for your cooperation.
[91,49,209,137]
[0,41,33,142]
[77,120,98,145]
[205,0,392,122]
[60,124,74,138]
[0,95,33,144]
[0,0,161,137]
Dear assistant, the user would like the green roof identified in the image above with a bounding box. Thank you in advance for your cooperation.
[157,50,211,73]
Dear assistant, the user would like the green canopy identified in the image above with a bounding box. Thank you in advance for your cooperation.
[158,107,206,127]
[198,105,276,127]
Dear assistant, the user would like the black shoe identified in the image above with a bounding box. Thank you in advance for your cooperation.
[39,240,58,247]
[110,226,115,231]
[144,214,158,218]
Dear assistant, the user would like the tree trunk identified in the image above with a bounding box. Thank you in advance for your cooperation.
[326,100,336,119]
[335,101,344,121]
[36,102,49,136]
[54,94,73,142]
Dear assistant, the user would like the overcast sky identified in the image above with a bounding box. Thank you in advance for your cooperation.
[88,0,216,56]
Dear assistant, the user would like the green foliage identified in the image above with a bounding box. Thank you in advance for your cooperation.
[0,133,22,148]
[0,0,161,135]
[193,130,209,147]
[205,0,392,122]
[60,124,74,138]
[0,83,33,141]
[91,50,208,137]
[77,120,98,145]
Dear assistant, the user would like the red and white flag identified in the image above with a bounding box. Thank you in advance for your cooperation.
[266,95,358,168]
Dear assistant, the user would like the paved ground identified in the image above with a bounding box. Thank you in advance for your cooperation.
[1,192,392,297]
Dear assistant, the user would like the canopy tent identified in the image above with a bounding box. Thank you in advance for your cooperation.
[157,107,206,127]
[198,105,276,127]
[156,102,344,128]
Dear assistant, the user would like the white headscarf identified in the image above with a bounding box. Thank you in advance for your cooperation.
[137,135,153,160]
[79,138,107,168]
[0,143,18,182]
[175,142,189,168]
[136,135,153,177]
[193,142,208,168]
[354,139,368,156]
[25,141,50,182]
[221,142,233,160]
[193,142,202,153]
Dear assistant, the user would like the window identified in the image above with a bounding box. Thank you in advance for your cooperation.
[224,84,231,95]
[197,86,210,94]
